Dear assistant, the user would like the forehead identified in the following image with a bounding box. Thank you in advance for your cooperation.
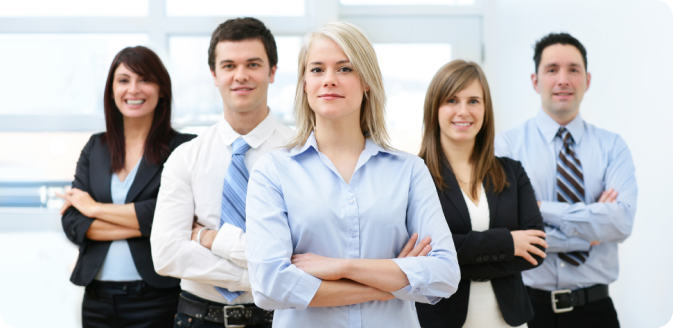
[114,63,137,76]
[455,79,483,96]
[307,37,348,62]
[215,39,268,62]
[540,44,585,69]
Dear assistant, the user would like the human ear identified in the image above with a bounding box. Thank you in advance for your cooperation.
[211,69,218,87]
[531,73,540,94]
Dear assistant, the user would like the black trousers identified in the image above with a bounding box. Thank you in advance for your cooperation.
[82,280,181,328]
[528,296,620,328]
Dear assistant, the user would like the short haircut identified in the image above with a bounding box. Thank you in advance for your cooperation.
[208,17,278,72]
[102,46,175,172]
[286,22,390,150]
[533,32,587,74]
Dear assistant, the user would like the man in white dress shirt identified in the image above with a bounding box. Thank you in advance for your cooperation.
[150,17,293,327]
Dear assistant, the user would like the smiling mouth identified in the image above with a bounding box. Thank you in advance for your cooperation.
[233,87,254,92]
[126,99,145,105]
[554,92,573,96]
[453,122,472,127]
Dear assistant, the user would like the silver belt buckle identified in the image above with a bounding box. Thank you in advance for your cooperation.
[223,305,245,327]
[551,289,574,313]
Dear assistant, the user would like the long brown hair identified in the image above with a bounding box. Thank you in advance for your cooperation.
[418,60,507,198]
[102,46,175,172]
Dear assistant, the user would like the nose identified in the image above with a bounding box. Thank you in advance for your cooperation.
[323,69,338,87]
[557,70,570,87]
[128,80,140,93]
[456,101,469,115]
[234,65,249,83]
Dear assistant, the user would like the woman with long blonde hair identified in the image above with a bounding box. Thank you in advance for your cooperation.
[244,22,460,327]
[415,60,547,327]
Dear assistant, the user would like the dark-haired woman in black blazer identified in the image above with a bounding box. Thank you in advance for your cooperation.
[57,46,195,327]
[415,60,547,328]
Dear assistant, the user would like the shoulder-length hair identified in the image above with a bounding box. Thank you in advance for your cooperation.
[419,60,507,198]
[286,22,391,149]
[102,46,175,172]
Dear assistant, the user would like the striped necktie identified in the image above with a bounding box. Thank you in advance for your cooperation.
[215,137,251,301]
[555,127,589,266]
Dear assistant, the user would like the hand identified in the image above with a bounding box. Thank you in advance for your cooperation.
[537,201,541,208]
[590,241,601,246]
[55,188,100,218]
[291,253,344,281]
[397,233,431,258]
[511,230,547,265]
[597,188,618,203]
[191,220,217,249]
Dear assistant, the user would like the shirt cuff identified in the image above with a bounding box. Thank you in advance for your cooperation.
[539,201,568,227]
[284,272,322,310]
[391,257,428,293]
[390,285,440,304]
[211,223,247,268]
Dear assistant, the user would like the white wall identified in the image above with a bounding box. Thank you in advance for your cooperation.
[484,1,673,327]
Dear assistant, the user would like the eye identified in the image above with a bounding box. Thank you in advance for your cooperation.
[339,66,353,73]
[249,63,260,68]
[469,99,480,104]
[548,68,556,73]
[118,78,128,83]
[309,67,323,73]
[447,98,458,104]
[223,64,234,69]
[570,68,579,73]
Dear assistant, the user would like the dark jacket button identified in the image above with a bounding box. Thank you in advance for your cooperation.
[476,256,482,263]
[499,254,505,259]
[492,255,498,261]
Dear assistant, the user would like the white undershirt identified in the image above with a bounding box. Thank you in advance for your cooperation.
[460,184,527,328]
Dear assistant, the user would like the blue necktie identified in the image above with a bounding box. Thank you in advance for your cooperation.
[555,127,589,266]
[215,138,251,301]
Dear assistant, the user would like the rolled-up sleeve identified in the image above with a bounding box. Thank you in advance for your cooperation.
[62,135,97,246]
[245,155,322,310]
[150,146,251,292]
[391,158,460,304]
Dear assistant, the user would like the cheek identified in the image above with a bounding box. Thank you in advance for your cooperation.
[437,106,453,131]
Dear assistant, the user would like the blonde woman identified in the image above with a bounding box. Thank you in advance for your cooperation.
[245,22,460,327]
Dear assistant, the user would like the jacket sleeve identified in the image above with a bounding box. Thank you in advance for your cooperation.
[459,160,546,281]
[134,198,156,236]
[61,135,98,246]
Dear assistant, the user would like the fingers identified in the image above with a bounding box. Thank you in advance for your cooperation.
[526,244,547,258]
[59,200,72,215]
[418,245,432,257]
[590,241,601,246]
[397,233,418,258]
[528,236,548,249]
[606,189,618,203]
[523,229,546,238]
[521,252,538,266]
[55,192,67,200]
[597,190,609,203]
[407,236,431,257]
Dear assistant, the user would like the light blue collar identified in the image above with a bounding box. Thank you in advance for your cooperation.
[535,110,585,145]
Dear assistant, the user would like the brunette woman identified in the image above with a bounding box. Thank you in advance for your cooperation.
[415,60,547,328]
[58,46,195,327]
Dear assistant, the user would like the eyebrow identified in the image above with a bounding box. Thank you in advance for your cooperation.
[115,73,130,77]
[308,60,351,66]
[219,57,264,65]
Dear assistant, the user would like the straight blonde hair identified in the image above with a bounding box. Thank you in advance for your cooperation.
[286,22,391,149]
[419,60,507,198]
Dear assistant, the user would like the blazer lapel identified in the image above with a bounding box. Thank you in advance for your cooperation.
[485,178,500,229]
[441,164,472,231]
[90,140,112,204]
[125,157,160,203]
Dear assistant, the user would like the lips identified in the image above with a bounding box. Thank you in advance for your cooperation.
[453,122,472,127]
[318,93,344,100]
[125,99,145,105]
[232,86,254,92]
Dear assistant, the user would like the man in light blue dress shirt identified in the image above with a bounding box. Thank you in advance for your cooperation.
[495,33,637,328]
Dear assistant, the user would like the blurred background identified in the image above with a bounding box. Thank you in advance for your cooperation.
[0,0,671,327]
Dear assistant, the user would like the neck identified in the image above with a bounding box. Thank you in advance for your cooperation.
[123,114,153,145]
[224,105,269,136]
[314,113,365,156]
[542,106,579,126]
[441,137,474,169]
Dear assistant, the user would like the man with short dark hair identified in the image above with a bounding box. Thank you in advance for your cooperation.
[495,32,637,328]
[150,17,292,327]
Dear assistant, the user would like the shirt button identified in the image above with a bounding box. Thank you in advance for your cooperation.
[560,262,566,268]
[574,232,578,236]
[348,199,354,205]
[351,232,357,238]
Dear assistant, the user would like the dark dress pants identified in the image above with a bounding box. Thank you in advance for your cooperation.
[82,280,181,328]
[528,296,620,328]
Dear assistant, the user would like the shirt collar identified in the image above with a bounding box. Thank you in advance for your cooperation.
[287,131,394,157]
[535,109,585,145]
[218,109,279,148]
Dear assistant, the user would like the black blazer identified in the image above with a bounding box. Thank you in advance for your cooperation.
[62,131,195,288]
[416,157,545,327]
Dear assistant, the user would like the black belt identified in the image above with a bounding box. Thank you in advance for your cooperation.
[177,292,273,327]
[527,284,609,313]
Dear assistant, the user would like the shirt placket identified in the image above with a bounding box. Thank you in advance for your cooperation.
[343,181,362,328]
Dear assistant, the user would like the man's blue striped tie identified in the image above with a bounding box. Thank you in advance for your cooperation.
[556,127,589,266]
[215,137,251,301]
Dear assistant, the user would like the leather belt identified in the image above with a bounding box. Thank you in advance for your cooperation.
[177,293,273,327]
[527,284,609,313]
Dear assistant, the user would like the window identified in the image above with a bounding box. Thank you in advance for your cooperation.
[166,0,305,16]
[341,0,474,5]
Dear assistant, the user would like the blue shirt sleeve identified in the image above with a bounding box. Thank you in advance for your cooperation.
[245,155,322,310]
[390,157,460,304]
[539,136,637,244]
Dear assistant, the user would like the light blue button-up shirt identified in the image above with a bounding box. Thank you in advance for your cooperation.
[245,133,460,328]
[495,110,637,291]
